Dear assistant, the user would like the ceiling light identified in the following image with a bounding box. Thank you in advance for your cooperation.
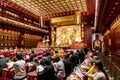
[113,7,115,9]
[115,2,118,5]
[77,1,80,2]
[50,1,53,2]
[72,2,75,3]
[110,11,113,13]
[61,1,64,3]
[67,3,70,5]
[70,0,74,1]
[54,0,59,2]
[38,0,42,2]
[46,2,49,4]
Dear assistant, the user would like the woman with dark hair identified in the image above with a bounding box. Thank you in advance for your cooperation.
[83,61,109,80]
[9,52,26,80]
[94,61,109,80]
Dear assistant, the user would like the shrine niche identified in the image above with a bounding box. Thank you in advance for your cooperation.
[93,34,102,51]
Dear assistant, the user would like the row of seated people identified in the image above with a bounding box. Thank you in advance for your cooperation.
[0,47,50,58]
[68,52,109,80]
[0,47,109,80]
[0,47,87,80]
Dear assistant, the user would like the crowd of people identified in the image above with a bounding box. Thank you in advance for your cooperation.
[0,46,109,80]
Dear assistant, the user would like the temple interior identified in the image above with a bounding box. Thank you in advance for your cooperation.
[0,0,120,80]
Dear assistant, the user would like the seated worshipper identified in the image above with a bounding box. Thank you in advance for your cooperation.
[14,46,18,53]
[54,56,65,80]
[37,56,52,72]
[51,56,57,72]
[63,53,72,79]
[86,60,95,80]
[83,61,109,80]
[53,50,60,57]
[37,58,56,80]
[22,52,30,62]
[37,63,44,72]
[73,66,84,79]
[58,48,65,55]
[29,50,37,62]
[93,56,100,62]
[70,51,80,68]
[83,44,89,54]
[50,49,54,56]
[37,55,43,63]
[9,52,26,80]
[25,59,35,73]
[81,52,93,65]
[67,74,81,80]
[0,55,8,76]
[28,57,39,72]
[6,61,14,69]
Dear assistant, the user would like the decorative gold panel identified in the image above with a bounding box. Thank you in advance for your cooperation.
[56,25,81,47]
[51,15,75,24]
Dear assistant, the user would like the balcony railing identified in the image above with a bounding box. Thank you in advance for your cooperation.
[0,11,39,28]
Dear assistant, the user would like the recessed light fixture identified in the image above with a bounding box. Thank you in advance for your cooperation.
[113,7,115,9]
[50,1,53,3]
[111,11,113,13]
[115,2,118,5]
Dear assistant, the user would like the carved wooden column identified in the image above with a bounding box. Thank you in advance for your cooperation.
[51,26,56,47]
[75,11,81,24]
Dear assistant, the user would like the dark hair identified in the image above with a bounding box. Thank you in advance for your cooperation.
[46,52,50,56]
[95,61,109,80]
[16,52,23,60]
[55,50,58,53]
[33,58,38,63]
[47,56,52,62]
[88,60,94,65]
[93,56,99,61]
[70,51,74,55]
[76,49,79,52]
[64,54,69,59]
[54,56,60,62]
[31,50,34,54]
[40,58,51,66]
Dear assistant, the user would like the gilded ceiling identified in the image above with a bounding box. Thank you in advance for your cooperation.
[11,0,87,18]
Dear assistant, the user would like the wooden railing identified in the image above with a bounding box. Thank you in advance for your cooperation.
[112,53,120,63]
[100,53,120,80]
